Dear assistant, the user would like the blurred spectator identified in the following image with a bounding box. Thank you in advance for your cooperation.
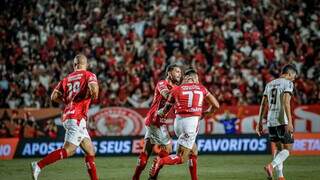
[214,110,239,135]
[23,120,37,138]
[0,0,319,109]
[88,117,99,138]
[44,119,58,139]
[0,121,9,137]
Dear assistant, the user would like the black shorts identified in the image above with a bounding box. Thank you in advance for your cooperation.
[268,125,294,144]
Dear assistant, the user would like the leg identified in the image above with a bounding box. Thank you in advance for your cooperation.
[266,125,293,180]
[188,144,198,180]
[274,142,284,179]
[271,126,293,170]
[133,138,154,180]
[80,137,98,180]
[148,125,173,180]
[31,141,76,180]
[37,142,75,169]
[149,143,172,180]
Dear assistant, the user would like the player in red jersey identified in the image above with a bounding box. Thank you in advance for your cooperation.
[30,54,99,180]
[150,69,220,179]
[132,64,182,180]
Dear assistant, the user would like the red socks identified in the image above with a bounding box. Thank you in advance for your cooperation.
[151,150,169,178]
[37,148,98,180]
[161,155,182,165]
[37,148,67,169]
[133,152,148,180]
[188,154,198,180]
[85,155,98,180]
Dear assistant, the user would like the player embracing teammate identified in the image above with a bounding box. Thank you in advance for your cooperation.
[132,64,182,180]
[30,54,99,180]
[150,68,220,180]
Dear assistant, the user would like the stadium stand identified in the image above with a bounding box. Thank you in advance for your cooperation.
[0,0,319,110]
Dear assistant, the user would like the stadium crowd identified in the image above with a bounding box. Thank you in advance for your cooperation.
[0,0,319,109]
[0,110,58,138]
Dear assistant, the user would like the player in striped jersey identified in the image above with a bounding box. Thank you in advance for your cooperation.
[256,64,298,180]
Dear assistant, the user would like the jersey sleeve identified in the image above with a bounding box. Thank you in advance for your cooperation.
[156,80,169,95]
[87,72,98,84]
[54,80,64,94]
[168,86,178,104]
[284,81,294,95]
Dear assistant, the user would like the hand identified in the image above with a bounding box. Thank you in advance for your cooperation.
[157,109,165,117]
[255,122,263,136]
[287,123,294,133]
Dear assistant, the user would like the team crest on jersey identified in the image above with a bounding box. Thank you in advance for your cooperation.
[92,107,144,136]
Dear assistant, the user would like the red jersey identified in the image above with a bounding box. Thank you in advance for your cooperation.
[55,70,98,123]
[169,83,209,117]
[145,80,175,127]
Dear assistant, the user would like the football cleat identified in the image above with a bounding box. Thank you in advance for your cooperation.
[264,163,273,180]
[30,161,41,180]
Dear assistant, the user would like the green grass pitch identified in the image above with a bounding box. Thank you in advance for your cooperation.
[0,155,319,180]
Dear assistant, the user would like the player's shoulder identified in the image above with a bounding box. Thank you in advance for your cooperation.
[157,79,168,86]
[276,78,293,88]
[83,70,96,76]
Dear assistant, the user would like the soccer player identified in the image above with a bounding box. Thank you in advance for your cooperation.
[256,64,298,180]
[132,64,182,180]
[30,54,99,180]
[150,69,220,180]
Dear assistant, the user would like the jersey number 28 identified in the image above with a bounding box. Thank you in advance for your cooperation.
[67,81,80,99]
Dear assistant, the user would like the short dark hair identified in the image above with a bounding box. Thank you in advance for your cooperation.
[282,64,298,75]
[165,64,180,76]
[185,68,197,76]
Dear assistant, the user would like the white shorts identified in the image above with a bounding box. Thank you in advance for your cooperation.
[144,125,171,145]
[63,118,90,146]
[174,116,199,149]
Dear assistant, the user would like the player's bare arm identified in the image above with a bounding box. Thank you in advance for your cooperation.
[88,82,99,100]
[50,89,63,104]
[283,93,293,133]
[256,95,268,136]
[203,92,220,117]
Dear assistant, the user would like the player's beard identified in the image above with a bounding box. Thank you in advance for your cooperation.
[170,75,181,85]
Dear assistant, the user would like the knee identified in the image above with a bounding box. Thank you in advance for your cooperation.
[86,148,96,157]
[180,154,189,163]
[165,145,172,154]
[65,148,76,157]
